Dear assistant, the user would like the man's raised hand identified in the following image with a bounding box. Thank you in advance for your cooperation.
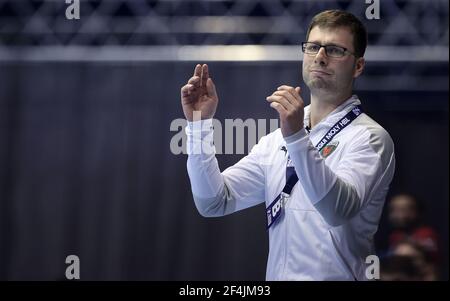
[266,85,305,137]
[181,64,218,122]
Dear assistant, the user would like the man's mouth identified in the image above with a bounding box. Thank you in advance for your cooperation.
[310,69,332,76]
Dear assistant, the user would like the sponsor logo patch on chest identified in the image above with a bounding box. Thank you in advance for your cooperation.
[320,140,339,158]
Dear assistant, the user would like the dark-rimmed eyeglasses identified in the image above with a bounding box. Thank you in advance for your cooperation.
[301,42,356,58]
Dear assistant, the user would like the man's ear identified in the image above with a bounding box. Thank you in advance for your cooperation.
[353,57,365,78]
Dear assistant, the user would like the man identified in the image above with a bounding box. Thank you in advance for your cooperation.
[180,10,395,280]
[388,194,440,265]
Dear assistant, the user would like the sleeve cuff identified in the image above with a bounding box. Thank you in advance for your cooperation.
[186,118,214,134]
[185,118,215,155]
[284,128,308,144]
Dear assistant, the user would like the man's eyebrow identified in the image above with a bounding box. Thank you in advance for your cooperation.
[327,43,348,48]
[307,40,348,48]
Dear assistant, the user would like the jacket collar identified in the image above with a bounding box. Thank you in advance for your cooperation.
[303,95,361,133]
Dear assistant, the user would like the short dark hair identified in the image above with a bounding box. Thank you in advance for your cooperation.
[306,10,368,58]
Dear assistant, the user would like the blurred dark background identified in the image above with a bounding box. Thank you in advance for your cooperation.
[0,0,448,280]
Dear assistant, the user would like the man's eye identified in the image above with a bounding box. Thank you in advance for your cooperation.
[327,47,343,55]
[307,45,320,52]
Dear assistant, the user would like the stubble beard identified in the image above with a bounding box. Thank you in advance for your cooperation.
[304,73,337,94]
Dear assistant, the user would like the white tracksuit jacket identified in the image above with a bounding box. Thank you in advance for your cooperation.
[185,95,395,280]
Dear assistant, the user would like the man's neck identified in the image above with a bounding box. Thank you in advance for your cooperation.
[309,92,352,129]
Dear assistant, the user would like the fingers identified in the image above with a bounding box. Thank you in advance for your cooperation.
[266,84,304,118]
[181,83,196,98]
[268,85,305,137]
[183,64,213,99]
[277,85,302,104]
[188,76,201,88]
[269,101,288,116]
[271,91,297,108]
[266,84,302,110]
[185,64,202,95]
[201,64,209,88]
[193,64,201,77]
[275,85,304,111]
[206,78,217,98]
[181,84,190,98]
[190,63,210,89]
[266,94,295,111]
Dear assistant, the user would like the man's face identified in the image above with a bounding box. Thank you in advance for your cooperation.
[388,195,419,230]
[302,26,364,95]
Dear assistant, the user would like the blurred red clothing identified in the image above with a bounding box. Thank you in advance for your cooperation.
[389,226,440,263]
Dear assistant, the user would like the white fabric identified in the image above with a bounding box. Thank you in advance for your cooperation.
[185,95,395,280]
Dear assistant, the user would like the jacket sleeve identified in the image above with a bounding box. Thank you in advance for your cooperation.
[186,119,266,217]
[284,126,395,227]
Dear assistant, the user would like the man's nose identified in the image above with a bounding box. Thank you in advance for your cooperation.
[314,47,328,66]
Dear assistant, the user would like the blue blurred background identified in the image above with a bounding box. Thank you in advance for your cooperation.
[0,0,448,280]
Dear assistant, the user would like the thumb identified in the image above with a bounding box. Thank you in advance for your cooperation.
[295,86,301,95]
[206,78,217,98]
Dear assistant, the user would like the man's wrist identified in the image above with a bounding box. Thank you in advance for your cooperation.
[186,118,214,132]
[284,128,308,144]
[185,118,215,156]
